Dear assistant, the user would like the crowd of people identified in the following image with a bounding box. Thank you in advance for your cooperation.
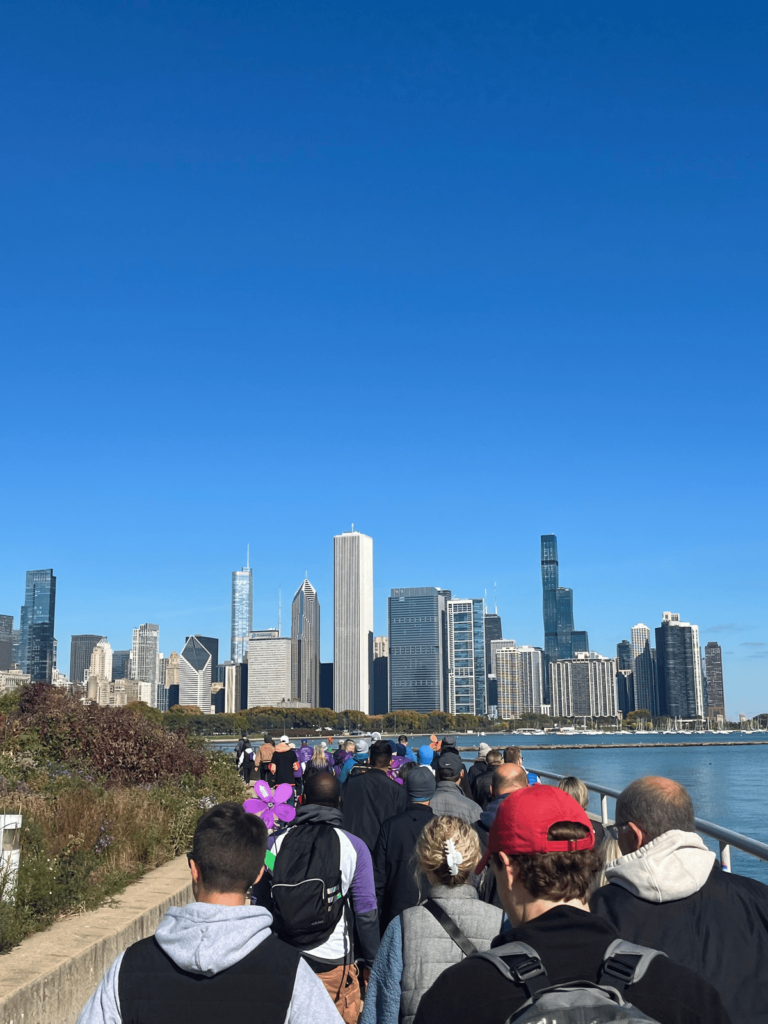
[77,733,768,1024]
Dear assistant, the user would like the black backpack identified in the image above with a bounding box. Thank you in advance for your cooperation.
[271,822,346,949]
[474,939,666,1024]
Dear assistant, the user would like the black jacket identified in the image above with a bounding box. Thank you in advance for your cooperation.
[342,768,408,851]
[591,864,768,1022]
[373,803,433,931]
[413,905,731,1024]
[466,757,489,798]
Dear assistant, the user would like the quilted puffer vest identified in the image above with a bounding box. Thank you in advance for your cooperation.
[400,884,503,1024]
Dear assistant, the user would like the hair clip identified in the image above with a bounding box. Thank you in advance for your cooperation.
[444,838,464,876]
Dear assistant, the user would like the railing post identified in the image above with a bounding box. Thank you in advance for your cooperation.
[601,794,609,825]
[719,841,731,873]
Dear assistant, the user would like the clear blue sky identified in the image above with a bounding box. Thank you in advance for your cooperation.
[2,1,766,716]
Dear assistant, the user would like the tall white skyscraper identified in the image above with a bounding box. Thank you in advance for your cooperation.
[291,577,320,706]
[131,623,159,705]
[179,635,216,713]
[446,598,486,716]
[231,555,253,663]
[333,530,373,713]
[631,623,658,715]
[89,638,113,683]
[248,630,292,707]
[491,642,544,718]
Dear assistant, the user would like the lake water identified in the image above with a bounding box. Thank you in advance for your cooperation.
[215,733,768,884]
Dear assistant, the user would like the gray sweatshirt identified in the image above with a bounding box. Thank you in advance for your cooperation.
[76,902,340,1024]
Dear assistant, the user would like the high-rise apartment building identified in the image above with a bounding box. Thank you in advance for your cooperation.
[616,640,633,670]
[70,635,104,684]
[551,652,618,719]
[19,569,57,682]
[333,530,373,713]
[179,636,217,713]
[248,629,292,707]
[631,624,659,716]
[655,612,704,719]
[446,598,486,716]
[231,560,253,663]
[492,642,544,718]
[130,624,159,695]
[165,651,180,708]
[388,588,450,713]
[291,578,320,705]
[704,642,725,720]
[88,638,113,682]
[373,636,388,660]
[0,615,13,671]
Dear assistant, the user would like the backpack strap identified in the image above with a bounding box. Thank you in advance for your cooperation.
[600,939,668,991]
[422,900,478,958]
[471,941,550,998]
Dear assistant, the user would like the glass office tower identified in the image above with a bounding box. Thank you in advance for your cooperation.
[231,562,253,663]
[389,587,449,713]
[19,569,57,683]
[70,634,104,684]
[446,598,486,716]
[0,615,13,671]
[704,642,725,720]
[291,577,320,705]
[631,624,659,716]
[655,612,704,719]
[541,536,559,664]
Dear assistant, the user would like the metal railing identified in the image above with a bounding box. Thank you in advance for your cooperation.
[532,767,768,873]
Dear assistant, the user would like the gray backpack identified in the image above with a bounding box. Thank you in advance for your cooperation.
[474,938,667,1024]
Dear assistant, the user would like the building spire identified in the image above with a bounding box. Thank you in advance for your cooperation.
[246,543,250,570]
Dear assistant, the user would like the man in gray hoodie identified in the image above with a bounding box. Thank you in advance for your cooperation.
[591,775,768,1023]
[77,802,340,1024]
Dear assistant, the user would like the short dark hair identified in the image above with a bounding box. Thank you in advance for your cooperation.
[504,746,522,764]
[616,777,695,840]
[398,760,418,781]
[496,821,601,902]
[304,771,340,807]
[190,802,267,894]
[370,740,393,768]
[398,735,408,744]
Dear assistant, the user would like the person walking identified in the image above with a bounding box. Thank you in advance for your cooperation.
[257,734,275,782]
[270,736,300,801]
[76,803,340,1024]
[341,740,407,851]
[373,766,436,931]
[428,751,482,825]
[237,736,257,787]
[362,815,503,1024]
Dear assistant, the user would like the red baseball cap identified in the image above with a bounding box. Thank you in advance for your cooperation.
[476,785,594,873]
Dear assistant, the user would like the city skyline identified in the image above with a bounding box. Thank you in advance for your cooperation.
[0,533,753,718]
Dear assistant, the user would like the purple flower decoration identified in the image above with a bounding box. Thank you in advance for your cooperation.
[244,781,296,830]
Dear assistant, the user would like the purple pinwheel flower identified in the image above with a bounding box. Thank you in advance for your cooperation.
[244,781,296,831]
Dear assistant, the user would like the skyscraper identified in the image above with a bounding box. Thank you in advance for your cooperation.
[0,615,13,671]
[704,641,725,720]
[130,623,159,703]
[231,558,253,663]
[492,642,544,719]
[540,537,588,691]
[247,629,292,707]
[631,624,659,716]
[551,652,618,719]
[179,636,215,713]
[446,598,486,716]
[291,577,320,705]
[655,612,704,719]
[616,640,633,670]
[70,634,104,684]
[333,530,373,713]
[19,569,57,683]
[112,650,131,681]
[484,611,502,706]
[388,588,449,713]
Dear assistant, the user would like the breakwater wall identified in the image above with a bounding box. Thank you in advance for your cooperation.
[458,741,768,751]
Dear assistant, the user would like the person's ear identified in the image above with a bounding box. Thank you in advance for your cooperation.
[189,857,202,885]
[627,821,646,851]
[254,865,265,885]
[496,850,517,890]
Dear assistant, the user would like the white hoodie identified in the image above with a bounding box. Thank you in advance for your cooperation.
[76,903,340,1024]
[605,829,716,903]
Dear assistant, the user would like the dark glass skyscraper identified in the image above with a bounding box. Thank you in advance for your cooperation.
[541,537,588,695]
[655,612,704,719]
[372,655,389,714]
[112,650,131,681]
[20,569,56,683]
[389,588,449,713]
[616,640,633,670]
[0,614,12,671]
[70,634,104,683]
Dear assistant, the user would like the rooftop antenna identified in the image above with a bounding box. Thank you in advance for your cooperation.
[351,522,354,532]
[484,588,487,614]
[494,581,498,615]
[278,589,282,636]
[246,544,250,570]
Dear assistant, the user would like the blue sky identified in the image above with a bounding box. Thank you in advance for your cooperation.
[1,1,766,716]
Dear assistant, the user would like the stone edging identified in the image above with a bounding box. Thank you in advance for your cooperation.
[0,854,192,1024]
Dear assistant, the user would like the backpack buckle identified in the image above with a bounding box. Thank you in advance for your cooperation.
[602,955,638,986]
[511,957,546,984]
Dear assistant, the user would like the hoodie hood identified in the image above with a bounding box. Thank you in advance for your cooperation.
[293,803,343,827]
[606,829,716,903]
[155,902,274,976]
[479,792,510,834]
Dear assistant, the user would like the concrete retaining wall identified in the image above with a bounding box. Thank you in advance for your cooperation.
[0,855,193,1024]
